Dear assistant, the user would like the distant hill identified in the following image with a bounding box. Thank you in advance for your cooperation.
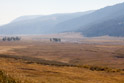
[0,11,93,35]
[78,3,124,37]
[81,16,124,37]
[0,2,124,37]
[54,2,124,37]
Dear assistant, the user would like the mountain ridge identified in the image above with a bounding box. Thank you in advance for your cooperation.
[53,2,124,33]
[0,11,94,35]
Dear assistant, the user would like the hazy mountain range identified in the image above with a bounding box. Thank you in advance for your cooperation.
[78,2,124,37]
[0,2,124,37]
[55,2,124,36]
[0,11,93,35]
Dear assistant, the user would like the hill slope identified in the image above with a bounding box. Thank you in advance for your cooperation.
[54,2,124,37]
[81,16,124,37]
[0,11,93,35]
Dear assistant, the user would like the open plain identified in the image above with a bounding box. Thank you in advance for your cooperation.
[0,35,124,83]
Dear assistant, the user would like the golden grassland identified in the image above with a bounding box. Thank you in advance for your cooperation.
[0,70,17,83]
[8,42,124,69]
[0,40,124,83]
[0,58,124,83]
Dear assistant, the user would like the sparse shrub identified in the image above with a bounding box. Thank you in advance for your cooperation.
[0,54,74,67]
[115,53,124,58]
[0,71,17,83]
[77,65,123,73]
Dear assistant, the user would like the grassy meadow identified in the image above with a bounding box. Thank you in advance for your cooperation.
[0,37,124,83]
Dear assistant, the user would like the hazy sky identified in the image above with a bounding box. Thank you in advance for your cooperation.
[0,0,124,25]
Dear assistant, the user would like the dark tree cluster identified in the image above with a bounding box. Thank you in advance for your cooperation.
[50,38,61,42]
[2,37,21,41]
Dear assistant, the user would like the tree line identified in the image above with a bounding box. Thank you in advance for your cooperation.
[50,38,61,42]
[2,37,21,41]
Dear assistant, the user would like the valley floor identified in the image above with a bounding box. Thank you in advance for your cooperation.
[0,38,124,83]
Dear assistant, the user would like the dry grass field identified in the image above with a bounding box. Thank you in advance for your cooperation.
[0,35,124,83]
